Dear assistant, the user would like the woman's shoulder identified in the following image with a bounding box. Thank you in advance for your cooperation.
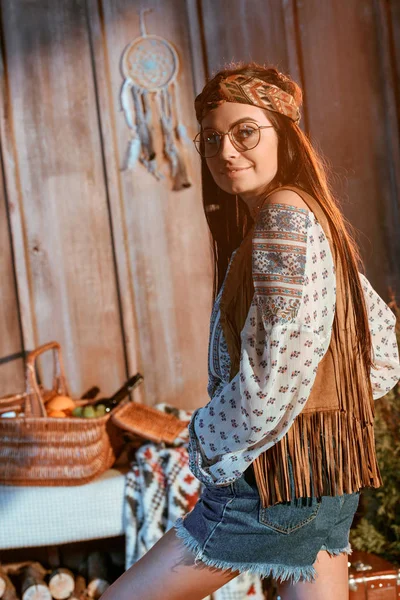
[265,188,311,212]
[254,188,314,235]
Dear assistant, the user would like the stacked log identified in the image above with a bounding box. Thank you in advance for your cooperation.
[48,569,75,600]
[19,563,51,600]
[0,566,18,600]
[0,552,114,600]
[86,553,110,599]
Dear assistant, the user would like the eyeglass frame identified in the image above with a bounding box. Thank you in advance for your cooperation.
[193,121,275,158]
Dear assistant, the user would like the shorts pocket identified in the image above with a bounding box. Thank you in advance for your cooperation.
[259,497,321,535]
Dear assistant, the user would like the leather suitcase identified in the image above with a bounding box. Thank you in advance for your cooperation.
[349,551,400,599]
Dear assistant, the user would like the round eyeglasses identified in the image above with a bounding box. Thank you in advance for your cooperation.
[193,122,274,158]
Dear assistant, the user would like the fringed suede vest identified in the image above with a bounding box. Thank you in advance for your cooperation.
[219,185,382,508]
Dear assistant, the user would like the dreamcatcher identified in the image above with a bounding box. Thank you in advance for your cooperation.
[120,8,192,190]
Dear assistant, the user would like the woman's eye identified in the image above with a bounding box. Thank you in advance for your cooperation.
[236,126,257,138]
[203,132,219,145]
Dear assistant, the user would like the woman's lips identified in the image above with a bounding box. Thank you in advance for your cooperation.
[223,167,252,178]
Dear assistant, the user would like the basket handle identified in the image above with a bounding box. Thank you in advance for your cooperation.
[25,342,69,417]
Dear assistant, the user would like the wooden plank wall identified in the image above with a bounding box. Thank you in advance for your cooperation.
[1,0,128,398]
[86,0,212,408]
[0,0,212,407]
[0,0,398,405]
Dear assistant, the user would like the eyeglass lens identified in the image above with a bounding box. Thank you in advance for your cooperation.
[195,123,261,157]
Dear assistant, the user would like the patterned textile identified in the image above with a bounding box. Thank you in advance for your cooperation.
[195,74,301,124]
[253,203,308,325]
[207,251,239,398]
[188,203,400,488]
[124,403,264,600]
[359,272,400,397]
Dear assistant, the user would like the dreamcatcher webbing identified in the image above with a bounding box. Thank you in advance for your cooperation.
[120,10,192,190]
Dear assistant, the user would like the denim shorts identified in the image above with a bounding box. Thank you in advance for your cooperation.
[174,462,360,584]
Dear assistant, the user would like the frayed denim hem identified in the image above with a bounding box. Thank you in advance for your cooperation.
[320,542,352,557]
[173,517,317,584]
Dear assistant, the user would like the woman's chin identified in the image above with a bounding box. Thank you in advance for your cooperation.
[219,180,249,195]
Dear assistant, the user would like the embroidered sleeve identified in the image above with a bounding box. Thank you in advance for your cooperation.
[188,203,336,487]
[359,272,400,399]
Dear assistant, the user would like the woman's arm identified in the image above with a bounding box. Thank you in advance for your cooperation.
[189,200,336,487]
[358,272,400,399]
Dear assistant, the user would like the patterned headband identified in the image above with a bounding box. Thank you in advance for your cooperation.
[195,74,301,124]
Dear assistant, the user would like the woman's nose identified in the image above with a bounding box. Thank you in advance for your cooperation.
[219,133,240,158]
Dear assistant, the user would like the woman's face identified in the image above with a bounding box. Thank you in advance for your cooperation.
[201,102,279,203]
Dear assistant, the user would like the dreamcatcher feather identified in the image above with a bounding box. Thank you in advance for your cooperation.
[120,8,192,190]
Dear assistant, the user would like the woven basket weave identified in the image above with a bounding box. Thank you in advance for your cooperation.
[111,402,189,444]
[0,342,123,486]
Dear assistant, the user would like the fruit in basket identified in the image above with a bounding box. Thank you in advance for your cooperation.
[83,406,96,418]
[71,405,105,418]
[46,395,76,413]
[95,403,106,417]
[72,406,84,417]
[48,410,67,418]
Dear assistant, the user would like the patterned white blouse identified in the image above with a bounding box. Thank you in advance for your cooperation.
[188,203,400,488]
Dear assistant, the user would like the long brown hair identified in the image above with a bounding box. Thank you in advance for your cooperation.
[198,61,375,375]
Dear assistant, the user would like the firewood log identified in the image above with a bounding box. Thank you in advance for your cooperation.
[20,562,51,600]
[1,562,33,576]
[86,553,110,599]
[0,566,18,600]
[48,568,75,599]
[69,575,87,600]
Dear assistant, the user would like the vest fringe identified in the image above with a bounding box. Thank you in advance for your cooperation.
[252,410,382,508]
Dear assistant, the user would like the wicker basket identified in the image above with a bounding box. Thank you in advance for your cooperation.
[111,402,189,444]
[0,342,124,486]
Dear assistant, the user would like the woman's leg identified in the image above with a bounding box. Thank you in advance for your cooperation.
[101,527,239,600]
[276,550,349,600]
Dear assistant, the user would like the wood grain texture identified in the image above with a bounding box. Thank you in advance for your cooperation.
[0,8,25,398]
[0,146,24,397]
[200,0,291,75]
[296,0,400,297]
[87,0,213,409]
[0,0,126,395]
[372,0,400,289]
[282,0,308,132]
[389,0,400,87]
[186,0,207,96]
[85,0,143,402]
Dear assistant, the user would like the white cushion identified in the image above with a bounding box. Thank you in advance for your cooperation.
[0,468,126,548]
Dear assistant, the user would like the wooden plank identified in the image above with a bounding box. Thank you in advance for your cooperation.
[0,6,26,398]
[200,0,291,75]
[389,0,400,87]
[296,0,400,298]
[372,0,400,291]
[0,3,36,355]
[185,0,207,96]
[85,0,143,401]
[282,0,304,93]
[0,0,126,396]
[87,0,213,409]
[0,147,25,397]
[282,0,308,132]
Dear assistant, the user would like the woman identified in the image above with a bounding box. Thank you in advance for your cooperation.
[102,63,400,600]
